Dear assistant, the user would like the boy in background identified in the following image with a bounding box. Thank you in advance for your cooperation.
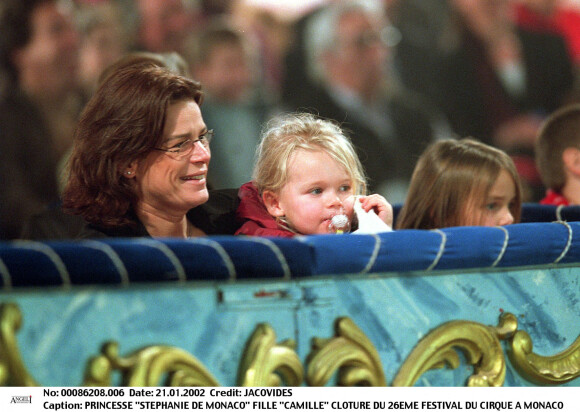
[535,104,580,205]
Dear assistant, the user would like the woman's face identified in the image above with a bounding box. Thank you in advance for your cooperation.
[462,169,516,227]
[133,99,210,218]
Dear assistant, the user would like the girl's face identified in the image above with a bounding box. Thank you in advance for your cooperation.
[463,169,516,227]
[265,148,355,235]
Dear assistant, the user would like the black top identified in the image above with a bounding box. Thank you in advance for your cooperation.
[20,189,241,240]
[0,88,60,240]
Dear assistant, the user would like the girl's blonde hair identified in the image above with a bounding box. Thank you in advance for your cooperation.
[396,138,522,229]
[253,112,367,196]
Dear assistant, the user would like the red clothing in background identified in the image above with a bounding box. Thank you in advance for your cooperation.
[514,3,580,65]
[235,182,295,237]
[539,189,570,206]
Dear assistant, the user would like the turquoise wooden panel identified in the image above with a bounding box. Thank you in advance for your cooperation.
[2,264,579,386]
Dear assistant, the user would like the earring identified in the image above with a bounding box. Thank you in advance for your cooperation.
[125,171,133,176]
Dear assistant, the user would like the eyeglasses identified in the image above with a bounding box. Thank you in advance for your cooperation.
[153,130,214,158]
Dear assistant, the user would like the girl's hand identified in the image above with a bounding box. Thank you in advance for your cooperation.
[358,194,393,227]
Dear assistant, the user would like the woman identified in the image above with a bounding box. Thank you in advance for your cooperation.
[54,64,238,238]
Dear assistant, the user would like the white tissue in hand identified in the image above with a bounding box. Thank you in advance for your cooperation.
[352,199,392,234]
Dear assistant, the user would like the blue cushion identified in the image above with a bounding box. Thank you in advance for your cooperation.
[0,236,314,287]
[3,222,580,288]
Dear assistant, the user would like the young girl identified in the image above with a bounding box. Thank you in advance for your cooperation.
[235,113,392,237]
[396,138,522,230]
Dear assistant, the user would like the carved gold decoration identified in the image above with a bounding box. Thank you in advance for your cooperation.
[1,300,579,387]
[306,317,387,386]
[237,323,303,386]
[0,303,37,386]
[391,314,518,387]
[508,330,580,385]
[83,341,219,386]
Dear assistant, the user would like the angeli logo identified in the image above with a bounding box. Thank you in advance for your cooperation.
[10,395,32,404]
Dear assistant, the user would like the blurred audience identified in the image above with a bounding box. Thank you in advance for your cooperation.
[387,0,452,98]
[279,1,330,110]
[230,1,294,97]
[429,0,574,147]
[513,0,580,68]
[187,19,275,189]
[421,0,576,200]
[285,0,450,202]
[0,0,82,239]
[134,0,198,55]
[75,0,131,98]
[4,0,580,237]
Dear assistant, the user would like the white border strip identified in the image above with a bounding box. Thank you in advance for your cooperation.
[426,229,446,271]
[554,221,573,264]
[245,237,292,279]
[556,205,565,222]
[360,234,381,274]
[185,238,237,280]
[133,239,186,282]
[81,240,130,286]
[11,240,71,286]
[491,226,510,268]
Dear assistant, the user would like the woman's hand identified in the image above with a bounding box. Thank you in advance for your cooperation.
[358,194,393,227]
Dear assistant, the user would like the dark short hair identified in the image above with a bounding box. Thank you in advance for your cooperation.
[535,104,580,191]
[62,65,203,227]
[188,19,248,67]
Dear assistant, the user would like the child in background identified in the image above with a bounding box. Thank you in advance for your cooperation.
[186,20,270,190]
[535,104,580,206]
[235,113,392,237]
[396,138,522,229]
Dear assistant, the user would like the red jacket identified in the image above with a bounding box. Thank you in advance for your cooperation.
[235,182,295,237]
[540,189,570,206]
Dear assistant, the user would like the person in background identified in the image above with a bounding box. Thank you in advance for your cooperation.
[397,138,522,229]
[387,0,453,99]
[291,0,449,203]
[0,0,82,239]
[75,0,131,99]
[426,0,576,201]
[134,0,197,55]
[535,104,580,205]
[512,0,580,68]
[435,0,575,150]
[187,19,274,189]
[227,0,296,98]
[51,64,238,238]
[236,112,392,237]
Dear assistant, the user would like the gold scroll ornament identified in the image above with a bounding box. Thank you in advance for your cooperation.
[1,303,579,386]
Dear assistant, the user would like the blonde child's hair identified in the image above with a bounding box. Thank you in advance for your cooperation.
[396,138,522,229]
[535,103,580,192]
[253,112,367,196]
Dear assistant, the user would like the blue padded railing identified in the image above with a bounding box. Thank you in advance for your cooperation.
[392,203,580,225]
[0,237,313,289]
[302,221,580,275]
[2,221,580,289]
